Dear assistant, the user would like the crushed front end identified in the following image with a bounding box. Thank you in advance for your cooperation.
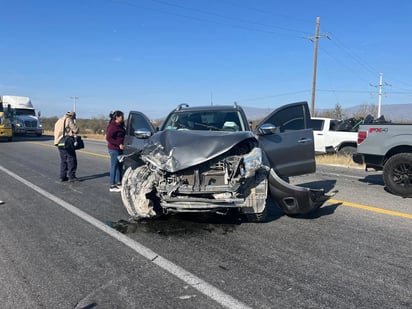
[121,130,268,218]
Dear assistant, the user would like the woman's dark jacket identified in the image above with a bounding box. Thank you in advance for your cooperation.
[106,121,126,151]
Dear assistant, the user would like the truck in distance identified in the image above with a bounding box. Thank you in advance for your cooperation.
[0,95,43,137]
[311,117,359,156]
[0,102,13,142]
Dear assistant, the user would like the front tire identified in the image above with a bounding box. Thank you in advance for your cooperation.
[121,165,158,218]
[383,153,412,197]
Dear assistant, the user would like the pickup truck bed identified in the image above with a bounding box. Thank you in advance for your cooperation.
[354,122,412,197]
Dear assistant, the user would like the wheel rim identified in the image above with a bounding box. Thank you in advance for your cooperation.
[392,162,412,188]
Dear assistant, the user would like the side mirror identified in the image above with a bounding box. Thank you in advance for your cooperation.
[134,128,152,139]
[257,123,277,136]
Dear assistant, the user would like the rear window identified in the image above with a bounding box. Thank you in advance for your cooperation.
[310,119,324,131]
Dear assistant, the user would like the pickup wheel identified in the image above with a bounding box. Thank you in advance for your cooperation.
[337,146,356,156]
[383,153,412,197]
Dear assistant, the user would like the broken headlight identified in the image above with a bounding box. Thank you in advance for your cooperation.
[242,147,262,178]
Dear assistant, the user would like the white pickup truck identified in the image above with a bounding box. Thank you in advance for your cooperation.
[353,120,412,197]
[311,117,359,155]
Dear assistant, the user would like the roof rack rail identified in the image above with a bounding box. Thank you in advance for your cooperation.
[176,103,189,111]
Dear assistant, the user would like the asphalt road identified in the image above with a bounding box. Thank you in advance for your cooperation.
[0,135,411,309]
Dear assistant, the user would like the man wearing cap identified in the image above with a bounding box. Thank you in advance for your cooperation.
[54,111,80,182]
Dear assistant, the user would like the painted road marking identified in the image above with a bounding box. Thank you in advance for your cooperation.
[30,141,110,158]
[329,198,412,219]
[0,165,251,309]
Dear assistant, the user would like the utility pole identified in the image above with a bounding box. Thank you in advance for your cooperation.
[70,96,79,114]
[377,73,383,118]
[370,73,390,118]
[308,17,329,116]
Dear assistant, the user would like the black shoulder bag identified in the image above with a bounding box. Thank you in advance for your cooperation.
[57,119,75,150]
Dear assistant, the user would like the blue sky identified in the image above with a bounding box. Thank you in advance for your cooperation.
[1,0,412,119]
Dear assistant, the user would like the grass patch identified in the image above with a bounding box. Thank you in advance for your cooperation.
[316,154,363,168]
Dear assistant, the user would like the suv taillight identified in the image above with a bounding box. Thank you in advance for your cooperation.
[357,131,367,144]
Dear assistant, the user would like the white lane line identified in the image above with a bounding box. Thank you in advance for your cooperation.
[0,165,251,309]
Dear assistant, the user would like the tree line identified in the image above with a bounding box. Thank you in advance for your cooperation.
[41,116,112,135]
[40,103,381,134]
[314,103,379,119]
[40,116,163,135]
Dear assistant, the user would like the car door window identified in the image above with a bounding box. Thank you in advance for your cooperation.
[257,102,315,176]
[127,112,154,135]
[264,104,307,132]
[124,112,155,158]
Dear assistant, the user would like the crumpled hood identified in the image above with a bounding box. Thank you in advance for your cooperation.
[141,130,256,172]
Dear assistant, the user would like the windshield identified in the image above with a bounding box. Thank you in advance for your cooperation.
[14,108,36,116]
[162,110,245,131]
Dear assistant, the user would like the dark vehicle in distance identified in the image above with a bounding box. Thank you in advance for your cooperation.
[121,102,331,221]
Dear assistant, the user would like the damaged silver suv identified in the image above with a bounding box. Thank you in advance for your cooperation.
[121,102,330,221]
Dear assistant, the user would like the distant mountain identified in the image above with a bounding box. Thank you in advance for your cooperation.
[243,103,412,122]
[343,103,412,122]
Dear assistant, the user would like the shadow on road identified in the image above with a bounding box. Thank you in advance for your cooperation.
[106,180,341,235]
[9,134,54,142]
[107,199,341,235]
[106,212,242,236]
[78,172,110,182]
[358,174,384,186]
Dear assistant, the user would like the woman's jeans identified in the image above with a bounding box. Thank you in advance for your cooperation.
[109,149,124,185]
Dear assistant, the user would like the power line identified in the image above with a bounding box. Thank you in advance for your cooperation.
[319,45,372,85]
[112,0,310,38]
[235,90,310,103]
[110,0,412,102]
[330,34,379,77]
[317,89,375,94]
[148,0,311,35]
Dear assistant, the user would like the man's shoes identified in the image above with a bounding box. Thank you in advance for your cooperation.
[109,185,121,192]
[60,177,69,182]
[68,177,80,183]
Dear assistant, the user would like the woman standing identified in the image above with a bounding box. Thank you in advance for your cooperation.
[106,110,126,192]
